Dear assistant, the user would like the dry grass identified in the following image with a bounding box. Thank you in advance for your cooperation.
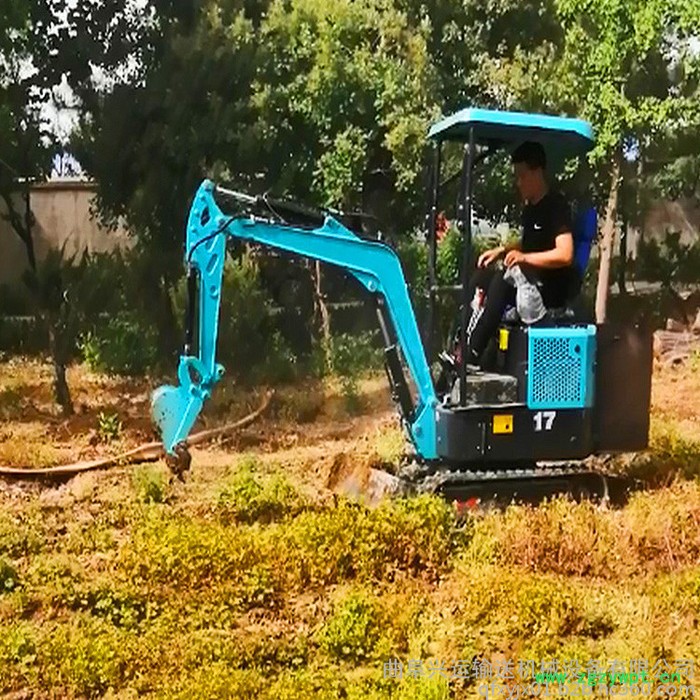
[0,357,698,697]
[468,480,700,578]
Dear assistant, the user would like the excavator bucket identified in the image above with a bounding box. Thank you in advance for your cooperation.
[151,383,204,455]
[151,353,220,446]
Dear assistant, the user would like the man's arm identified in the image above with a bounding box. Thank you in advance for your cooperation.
[504,232,573,269]
[477,240,521,268]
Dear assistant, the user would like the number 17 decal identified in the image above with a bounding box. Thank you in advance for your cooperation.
[533,411,557,431]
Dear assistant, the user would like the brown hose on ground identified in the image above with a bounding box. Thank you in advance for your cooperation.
[0,390,274,481]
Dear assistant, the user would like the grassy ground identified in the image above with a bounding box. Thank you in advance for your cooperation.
[0,358,699,698]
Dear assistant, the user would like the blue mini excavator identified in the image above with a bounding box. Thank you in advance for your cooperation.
[151,108,653,506]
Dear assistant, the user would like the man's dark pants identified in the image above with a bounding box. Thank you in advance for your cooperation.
[465,264,552,363]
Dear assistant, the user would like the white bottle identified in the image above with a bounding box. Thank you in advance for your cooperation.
[504,265,547,324]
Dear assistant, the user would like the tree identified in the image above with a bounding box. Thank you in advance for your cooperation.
[56,0,700,380]
[0,0,54,273]
[0,0,84,414]
[477,0,700,321]
[60,0,444,366]
[60,1,263,356]
[551,0,700,321]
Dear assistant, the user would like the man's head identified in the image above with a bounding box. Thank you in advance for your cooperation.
[512,141,547,203]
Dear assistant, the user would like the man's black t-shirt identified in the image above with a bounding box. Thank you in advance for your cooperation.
[521,191,575,307]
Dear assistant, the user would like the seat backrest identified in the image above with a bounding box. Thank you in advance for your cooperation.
[572,205,597,277]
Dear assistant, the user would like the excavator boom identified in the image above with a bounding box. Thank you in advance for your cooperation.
[151,179,438,462]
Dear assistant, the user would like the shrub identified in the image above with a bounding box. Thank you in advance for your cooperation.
[395,226,502,349]
[627,420,700,485]
[371,424,407,467]
[79,311,158,375]
[38,618,134,697]
[172,251,305,385]
[121,493,463,597]
[160,665,265,700]
[216,459,305,524]
[0,558,19,594]
[329,331,383,412]
[507,576,584,638]
[477,497,618,577]
[0,315,48,355]
[395,234,428,313]
[251,329,299,384]
[192,252,298,384]
[317,591,379,662]
[285,494,465,585]
[330,330,383,376]
[121,513,242,589]
[0,387,23,419]
[26,554,85,608]
[467,481,700,578]
[132,465,169,504]
[645,566,700,616]
[274,385,324,423]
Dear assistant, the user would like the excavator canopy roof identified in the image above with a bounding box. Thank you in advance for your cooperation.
[428,107,595,161]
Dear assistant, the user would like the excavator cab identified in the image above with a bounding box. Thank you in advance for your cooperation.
[151,107,653,505]
[422,109,652,494]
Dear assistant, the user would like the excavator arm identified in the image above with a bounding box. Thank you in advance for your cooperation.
[151,179,438,464]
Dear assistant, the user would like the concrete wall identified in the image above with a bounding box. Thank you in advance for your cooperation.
[0,179,131,289]
[643,196,700,244]
[621,197,700,261]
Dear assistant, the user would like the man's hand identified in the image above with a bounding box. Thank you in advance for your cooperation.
[504,249,528,268]
[477,246,505,268]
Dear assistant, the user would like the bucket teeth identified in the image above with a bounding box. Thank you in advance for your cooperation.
[165,442,192,482]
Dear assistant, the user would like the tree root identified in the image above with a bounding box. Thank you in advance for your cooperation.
[0,390,274,482]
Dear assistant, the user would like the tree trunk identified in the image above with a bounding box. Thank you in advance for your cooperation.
[310,260,332,371]
[48,322,74,416]
[1,189,36,271]
[595,154,622,323]
[141,270,180,363]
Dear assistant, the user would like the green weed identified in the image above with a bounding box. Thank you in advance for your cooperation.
[97,410,122,443]
[216,457,305,524]
[239,564,281,609]
[0,506,44,558]
[631,420,700,484]
[317,590,379,662]
[0,622,38,688]
[0,558,19,594]
[63,583,154,629]
[132,465,169,503]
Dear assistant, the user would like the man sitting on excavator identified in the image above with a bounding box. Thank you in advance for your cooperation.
[463,140,577,367]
